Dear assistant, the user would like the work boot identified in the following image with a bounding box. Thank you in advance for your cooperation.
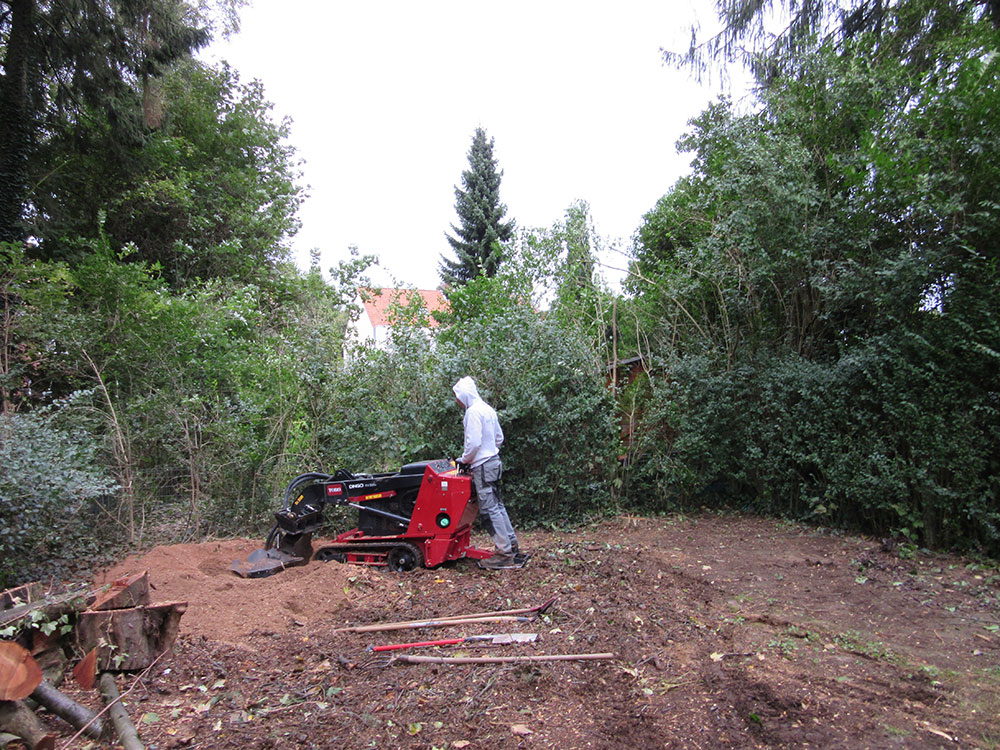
[478,552,516,570]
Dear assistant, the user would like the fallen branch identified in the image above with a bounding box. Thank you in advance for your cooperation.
[0,583,45,611]
[99,674,143,750]
[64,650,167,748]
[30,681,102,739]
[0,586,94,630]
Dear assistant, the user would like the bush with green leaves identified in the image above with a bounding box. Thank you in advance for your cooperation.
[624,1,1000,554]
[314,268,619,529]
[0,395,118,587]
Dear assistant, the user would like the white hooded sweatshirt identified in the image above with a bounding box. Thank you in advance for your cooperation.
[453,376,504,468]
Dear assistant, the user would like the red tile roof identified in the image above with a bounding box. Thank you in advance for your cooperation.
[358,288,449,327]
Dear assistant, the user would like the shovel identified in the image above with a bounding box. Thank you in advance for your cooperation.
[370,633,538,653]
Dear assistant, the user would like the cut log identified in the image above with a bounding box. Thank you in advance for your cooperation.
[31,680,103,739]
[0,699,57,750]
[91,571,150,612]
[0,642,43,701]
[99,673,144,750]
[0,582,45,611]
[76,602,187,671]
[30,634,68,688]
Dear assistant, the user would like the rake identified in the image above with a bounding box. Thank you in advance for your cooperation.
[357,651,615,670]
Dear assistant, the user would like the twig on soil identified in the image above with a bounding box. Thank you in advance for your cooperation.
[711,652,755,660]
[919,721,957,742]
[257,699,328,715]
[464,670,502,720]
[567,612,592,638]
[180,639,229,675]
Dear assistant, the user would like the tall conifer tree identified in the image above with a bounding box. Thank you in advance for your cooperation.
[0,0,210,243]
[439,127,514,286]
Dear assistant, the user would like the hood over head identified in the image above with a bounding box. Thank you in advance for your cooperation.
[453,376,481,408]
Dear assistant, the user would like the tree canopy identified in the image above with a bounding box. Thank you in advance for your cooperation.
[0,0,212,243]
[666,0,1000,85]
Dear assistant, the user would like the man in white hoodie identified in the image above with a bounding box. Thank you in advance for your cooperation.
[453,376,521,570]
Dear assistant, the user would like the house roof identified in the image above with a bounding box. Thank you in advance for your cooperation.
[358,288,449,328]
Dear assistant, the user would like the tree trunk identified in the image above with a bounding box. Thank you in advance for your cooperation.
[91,571,150,611]
[0,0,36,243]
[0,641,42,701]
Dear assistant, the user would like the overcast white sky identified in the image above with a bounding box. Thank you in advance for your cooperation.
[206,1,737,290]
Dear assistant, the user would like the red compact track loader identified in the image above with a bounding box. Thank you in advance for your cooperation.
[232,459,501,578]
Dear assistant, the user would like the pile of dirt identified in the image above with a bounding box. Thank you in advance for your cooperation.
[66,515,1000,748]
[97,539,383,645]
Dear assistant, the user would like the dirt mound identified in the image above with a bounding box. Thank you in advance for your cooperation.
[97,539,381,644]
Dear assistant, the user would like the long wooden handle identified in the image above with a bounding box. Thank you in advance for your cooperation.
[335,596,556,632]
[398,652,615,665]
[343,615,528,633]
[424,595,558,622]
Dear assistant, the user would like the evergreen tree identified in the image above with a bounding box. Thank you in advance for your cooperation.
[0,0,210,243]
[439,127,514,286]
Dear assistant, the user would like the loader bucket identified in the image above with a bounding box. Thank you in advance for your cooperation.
[231,533,314,578]
[230,547,306,578]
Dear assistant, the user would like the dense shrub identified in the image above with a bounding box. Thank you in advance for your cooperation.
[625,341,1000,553]
[317,300,619,529]
[0,396,118,586]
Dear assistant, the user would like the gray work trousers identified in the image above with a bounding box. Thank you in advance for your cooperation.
[472,456,517,555]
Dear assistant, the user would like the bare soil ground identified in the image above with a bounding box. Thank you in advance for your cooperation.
[71,514,1000,749]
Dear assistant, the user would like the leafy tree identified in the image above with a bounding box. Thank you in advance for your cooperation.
[439,127,515,286]
[29,61,302,285]
[667,0,1000,85]
[0,0,211,243]
[523,201,613,356]
[627,0,1000,553]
